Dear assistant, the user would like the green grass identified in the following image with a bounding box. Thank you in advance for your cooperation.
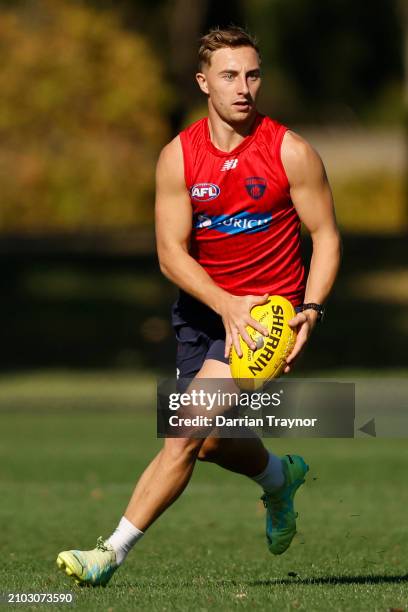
[0,373,407,611]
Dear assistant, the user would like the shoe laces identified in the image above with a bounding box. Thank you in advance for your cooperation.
[262,491,284,509]
[96,536,109,553]
[261,493,299,523]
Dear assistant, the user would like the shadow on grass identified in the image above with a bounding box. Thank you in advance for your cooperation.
[249,573,408,586]
[114,574,408,590]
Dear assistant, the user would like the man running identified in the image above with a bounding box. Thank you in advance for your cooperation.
[57,26,341,586]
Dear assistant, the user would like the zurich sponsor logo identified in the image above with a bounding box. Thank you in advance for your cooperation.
[190,183,220,202]
[196,214,212,229]
[194,211,272,234]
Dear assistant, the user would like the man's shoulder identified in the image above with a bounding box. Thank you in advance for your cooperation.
[156,136,184,184]
[157,134,184,168]
[281,130,326,186]
[282,130,321,164]
[160,134,182,157]
[159,115,207,161]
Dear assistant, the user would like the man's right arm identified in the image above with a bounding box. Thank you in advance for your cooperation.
[155,137,227,311]
[155,136,268,356]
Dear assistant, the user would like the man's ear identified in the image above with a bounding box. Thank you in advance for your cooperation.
[196,72,209,95]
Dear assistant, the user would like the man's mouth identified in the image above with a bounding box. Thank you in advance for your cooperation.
[233,100,251,110]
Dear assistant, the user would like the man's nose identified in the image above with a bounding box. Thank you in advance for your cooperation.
[236,75,249,95]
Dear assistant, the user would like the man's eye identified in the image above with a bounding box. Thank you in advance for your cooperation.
[249,74,260,81]
[223,73,234,80]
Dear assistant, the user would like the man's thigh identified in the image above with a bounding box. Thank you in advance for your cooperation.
[195,358,232,380]
[174,324,229,391]
[185,359,239,413]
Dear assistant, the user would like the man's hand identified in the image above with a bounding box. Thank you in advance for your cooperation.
[283,310,319,373]
[219,293,270,359]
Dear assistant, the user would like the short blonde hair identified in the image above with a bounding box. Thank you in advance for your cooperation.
[198,26,260,71]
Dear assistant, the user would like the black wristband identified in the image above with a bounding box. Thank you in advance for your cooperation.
[301,303,325,322]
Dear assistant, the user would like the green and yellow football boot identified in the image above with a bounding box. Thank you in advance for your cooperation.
[56,537,117,586]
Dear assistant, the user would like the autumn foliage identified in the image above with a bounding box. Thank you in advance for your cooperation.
[0,0,171,232]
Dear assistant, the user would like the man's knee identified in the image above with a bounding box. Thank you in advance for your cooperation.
[197,437,223,462]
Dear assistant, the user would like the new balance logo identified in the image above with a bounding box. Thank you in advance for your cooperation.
[221,158,238,171]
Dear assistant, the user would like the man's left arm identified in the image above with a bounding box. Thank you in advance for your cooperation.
[281,130,342,372]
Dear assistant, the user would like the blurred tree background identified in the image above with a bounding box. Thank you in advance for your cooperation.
[1,0,407,374]
[0,0,170,232]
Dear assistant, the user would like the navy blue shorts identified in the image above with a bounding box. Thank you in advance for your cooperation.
[171,292,228,378]
[172,292,228,379]
[172,291,301,379]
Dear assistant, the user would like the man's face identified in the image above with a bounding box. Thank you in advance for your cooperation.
[196,46,261,124]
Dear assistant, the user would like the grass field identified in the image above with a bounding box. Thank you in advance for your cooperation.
[0,372,407,611]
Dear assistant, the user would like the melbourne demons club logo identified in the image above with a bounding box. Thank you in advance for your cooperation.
[245,176,267,200]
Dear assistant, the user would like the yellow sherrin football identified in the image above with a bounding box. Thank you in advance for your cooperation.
[229,295,297,391]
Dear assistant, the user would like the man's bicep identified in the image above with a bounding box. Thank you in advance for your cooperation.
[282,131,338,234]
[155,139,193,253]
[156,192,193,253]
[292,172,337,235]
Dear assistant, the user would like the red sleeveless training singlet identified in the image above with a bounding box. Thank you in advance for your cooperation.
[179,114,305,306]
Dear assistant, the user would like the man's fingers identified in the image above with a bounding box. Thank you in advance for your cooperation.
[284,311,315,372]
[249,293,269,309]
[286,332,307,364]
[286,345,301,365]
[224,331,232,359]
[231,328,242,358]
[288,312,306,328]
[239,327,256,351]
[247,316,269,337]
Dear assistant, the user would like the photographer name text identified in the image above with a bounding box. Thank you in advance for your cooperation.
[168,415,318,428]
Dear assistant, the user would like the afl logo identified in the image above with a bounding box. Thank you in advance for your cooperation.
[190,183,220,202]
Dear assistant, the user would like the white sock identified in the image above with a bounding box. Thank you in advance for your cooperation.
[106,516,144,565]
[251,452,285,493]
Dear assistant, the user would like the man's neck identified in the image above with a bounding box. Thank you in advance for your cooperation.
[207,107,258,153]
